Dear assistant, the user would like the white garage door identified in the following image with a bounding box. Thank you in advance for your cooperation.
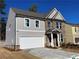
[19,37,44,49]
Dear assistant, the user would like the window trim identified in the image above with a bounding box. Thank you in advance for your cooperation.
[75,38,79,44]
[35,20,40,28]
[60,34,64,43]
[24,18,30,28]
[75,27,77,32]
[48,20,51,28]
[56,21,61,29]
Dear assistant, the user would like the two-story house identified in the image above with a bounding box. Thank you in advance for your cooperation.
[6,8,79,50]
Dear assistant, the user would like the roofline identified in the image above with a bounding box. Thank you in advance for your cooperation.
[46,8,57,18]
[11,8,79,26]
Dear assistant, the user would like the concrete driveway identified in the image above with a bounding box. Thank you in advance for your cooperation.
[23,48,79,59]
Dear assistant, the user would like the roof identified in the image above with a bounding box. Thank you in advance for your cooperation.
[46,28,61,34]
[65,21,79,26]
[46,8,65,20]
[11,8,79,26]
[11,8,47,18]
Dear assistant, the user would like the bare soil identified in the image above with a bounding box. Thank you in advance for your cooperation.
[0,48,40,59]
[62,48,79,53]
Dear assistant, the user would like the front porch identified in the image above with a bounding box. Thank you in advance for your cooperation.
[45,28,63,48]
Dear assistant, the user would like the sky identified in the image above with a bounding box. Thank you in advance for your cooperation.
[5,0,79,24]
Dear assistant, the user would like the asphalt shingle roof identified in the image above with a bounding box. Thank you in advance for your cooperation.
[12,8,47,18]
[11,8,79,26]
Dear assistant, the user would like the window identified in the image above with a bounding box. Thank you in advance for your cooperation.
[75,27,79,32]
[48,20,51,28]
[75,27,77,32]
[36,20,39,27]
[25,19,29,27]
[56,21,61,29]
[56,21,59,28]
[75,38,79,43]
[61,34,63,42]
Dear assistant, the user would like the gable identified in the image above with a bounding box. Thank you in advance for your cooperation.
[53,11,65,20]
[46,8,57,18]
[46,8,65,20]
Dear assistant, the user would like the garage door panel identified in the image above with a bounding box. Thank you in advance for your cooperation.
[19,37,44,49]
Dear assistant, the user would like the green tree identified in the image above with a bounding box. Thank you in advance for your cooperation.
[29,4,37,12]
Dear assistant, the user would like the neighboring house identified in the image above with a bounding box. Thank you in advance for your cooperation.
[6,8,79,50]
[72,25,79,44]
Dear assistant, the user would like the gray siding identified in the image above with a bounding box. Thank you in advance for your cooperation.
[16,17,45,45]
[16,17,45,31]
[6,8,16,46]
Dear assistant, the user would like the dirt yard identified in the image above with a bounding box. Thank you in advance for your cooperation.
[0,48,40,59]
[62,48,79,53]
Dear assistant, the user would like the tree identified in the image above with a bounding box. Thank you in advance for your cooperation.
[0,0,6,41]
[0,0,6,15]
[0,0,6,22]
[28,4,37,12]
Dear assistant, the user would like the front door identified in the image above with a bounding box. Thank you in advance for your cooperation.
[53,33,58,47]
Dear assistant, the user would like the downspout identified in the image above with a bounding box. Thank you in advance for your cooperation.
[14,16,16,51]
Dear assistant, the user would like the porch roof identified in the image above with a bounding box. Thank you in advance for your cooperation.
[46,28,61,34]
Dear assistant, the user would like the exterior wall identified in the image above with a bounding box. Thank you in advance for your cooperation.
[62,23,73,44]
[54,12,64,20]
[52,21,56,28]
[45,20,62,47]
[6,8,16,48]
[47,9,57,18]
[45,20,56,30]
[47,8,64,21]
[45,20,79,45]
[44,20,49,46]
[72,26,79,44]
[16,17,45,45]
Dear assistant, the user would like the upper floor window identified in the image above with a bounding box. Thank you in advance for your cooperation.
[25,19,29,27]
[48,20,51,28]
[36,20,39,27]
[56,21,61,29]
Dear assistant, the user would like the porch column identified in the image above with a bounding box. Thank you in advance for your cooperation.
[60,33,61,42]
[51,33,54,47]
[57,34,60,47]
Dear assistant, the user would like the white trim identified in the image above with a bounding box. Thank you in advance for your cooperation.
[51,33,54,47]
[46,8,57,18]
[35,19,40,28]
[74,37,79,44]
[57,34,60,47]
[58,11,65,20]
[60,33,64,43]
[19,36,45,49]
[16,29,45,32]
[24,18,30,28]
[73,36,75,44]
